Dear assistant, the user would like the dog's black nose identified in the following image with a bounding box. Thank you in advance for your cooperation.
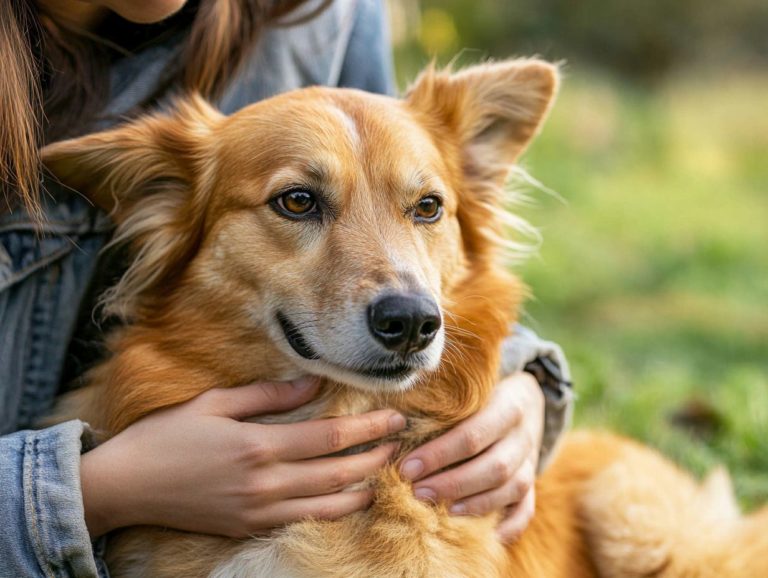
[367,293,441,354]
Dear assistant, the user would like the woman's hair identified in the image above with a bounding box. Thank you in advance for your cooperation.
[1,0,324,222]
[1,2,43,221]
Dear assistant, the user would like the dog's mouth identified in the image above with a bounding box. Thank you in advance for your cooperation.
[359,363,414,380]
[276,311,416,382]
[277,311,320,360]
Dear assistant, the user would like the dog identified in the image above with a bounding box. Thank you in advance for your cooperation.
[43,59,768,577]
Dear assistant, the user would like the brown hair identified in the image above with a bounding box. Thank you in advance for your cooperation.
[1,0,324,222]
[1,1,43,221]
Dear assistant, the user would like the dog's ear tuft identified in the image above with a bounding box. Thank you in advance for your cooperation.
[406,59,559,180]
[42,95,222,213]
[42,96,223,321]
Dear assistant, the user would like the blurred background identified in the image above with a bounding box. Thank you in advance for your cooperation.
[388,1,768,506]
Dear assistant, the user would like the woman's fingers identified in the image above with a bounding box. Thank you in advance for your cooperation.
[399,381,523,482]
[495,489,536,544]
[270,443,398,498]
[198,376,321,419]
[246,410,406,462]
[411,432,532,504]
[447,459,535,517]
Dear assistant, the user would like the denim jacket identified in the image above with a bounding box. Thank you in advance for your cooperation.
[0,2,571,575]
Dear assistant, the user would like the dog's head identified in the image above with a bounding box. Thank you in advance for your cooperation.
[44,60,557,396]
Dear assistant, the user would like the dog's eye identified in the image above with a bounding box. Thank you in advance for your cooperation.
[275,190,318,217]
[414,195,443,223]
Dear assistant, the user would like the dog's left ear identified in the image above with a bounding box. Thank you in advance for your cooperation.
[41,96,223,321]
[42,95,222,213]
[406,59,558,181]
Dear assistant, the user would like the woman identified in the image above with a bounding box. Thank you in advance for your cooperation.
[0,1,574,575]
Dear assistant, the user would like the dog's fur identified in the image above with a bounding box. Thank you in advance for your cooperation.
[44,60,768,578]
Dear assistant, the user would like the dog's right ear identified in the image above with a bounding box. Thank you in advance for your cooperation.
[406,59,559,183]
[405,60,558,262]
[42,95,223,214]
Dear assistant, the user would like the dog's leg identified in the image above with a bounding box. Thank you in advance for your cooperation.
[578,433,768,578]
[105,528,240,578]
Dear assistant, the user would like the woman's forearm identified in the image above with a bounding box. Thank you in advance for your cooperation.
[0,421,103,577]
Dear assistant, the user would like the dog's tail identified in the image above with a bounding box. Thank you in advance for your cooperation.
[578,435,768,577]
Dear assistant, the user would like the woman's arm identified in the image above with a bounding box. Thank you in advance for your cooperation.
[0,379,405,575]
[0,421,105,577]
[500,324,575,470]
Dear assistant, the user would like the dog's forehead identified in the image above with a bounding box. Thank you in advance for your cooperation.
[218,88,448,187]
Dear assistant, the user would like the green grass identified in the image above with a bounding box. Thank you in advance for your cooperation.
[513,71,768,507]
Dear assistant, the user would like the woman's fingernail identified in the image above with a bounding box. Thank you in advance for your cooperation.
[414,487,436,502]
[388,413,406,432]
[291,376,318,390]
[401,459,424,480]
[450,502,467,514]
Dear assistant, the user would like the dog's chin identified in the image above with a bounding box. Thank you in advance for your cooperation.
[285,346,442,393]
[306,360,423,393]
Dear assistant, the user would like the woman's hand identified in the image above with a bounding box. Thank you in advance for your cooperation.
[80,378,406,538]
[399,372,545,543]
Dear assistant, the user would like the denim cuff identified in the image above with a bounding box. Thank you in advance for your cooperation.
[499,325,575,473]
[0,420,108,577]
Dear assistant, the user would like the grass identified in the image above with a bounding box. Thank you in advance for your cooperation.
[512,70,768,507]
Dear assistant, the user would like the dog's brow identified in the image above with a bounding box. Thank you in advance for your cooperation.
[411,171,431,189]
[305,161,330,184]
[265,168,303,192]
[265,163,329,192]
[403,169,444,195]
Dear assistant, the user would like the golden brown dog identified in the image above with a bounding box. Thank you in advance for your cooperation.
[44,59,768,577]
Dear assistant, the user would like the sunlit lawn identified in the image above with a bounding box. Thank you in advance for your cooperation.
[515,71,768,507]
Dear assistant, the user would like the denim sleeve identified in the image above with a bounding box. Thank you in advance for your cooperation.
[1,187,111,577]
[499,325,575,472]
[0,420,107,578]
